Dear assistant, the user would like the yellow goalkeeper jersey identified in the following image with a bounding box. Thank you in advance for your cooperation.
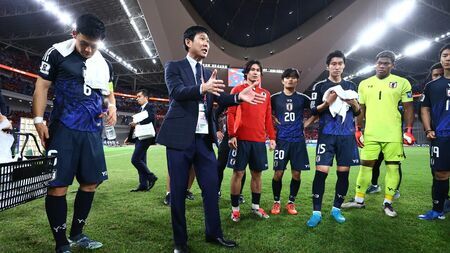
[358,74,413,142]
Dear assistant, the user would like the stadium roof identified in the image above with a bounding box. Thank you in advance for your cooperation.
[0,0,166,94]
[1,0,450,95]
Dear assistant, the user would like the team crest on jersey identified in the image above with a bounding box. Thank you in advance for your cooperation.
[39,61,51,75]
[406,91,412,98]
[286,103,293,111]
[389,82,398,88]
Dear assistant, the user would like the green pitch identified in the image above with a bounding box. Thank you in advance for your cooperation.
[1,146,449,253]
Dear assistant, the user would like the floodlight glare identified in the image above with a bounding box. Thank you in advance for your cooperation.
[403,39,431,57]
[358,21,388,47]
[385,0,416,25]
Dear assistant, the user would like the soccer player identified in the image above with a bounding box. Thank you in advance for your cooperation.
[306,50,361,227]
[33,14,115,253]
[342,50,415,217]
[418,45,450,220]
[429,62,444,81]
[270,68,311,215]
[227,60,276,222]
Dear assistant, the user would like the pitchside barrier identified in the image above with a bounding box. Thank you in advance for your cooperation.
[0,133,55,212]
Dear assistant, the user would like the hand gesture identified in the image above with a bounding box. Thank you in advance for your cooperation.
[269,140,276,151]
[201,69,225,96]
[238,82,266,104]
[325,91,338,105]
[34,123,49,147]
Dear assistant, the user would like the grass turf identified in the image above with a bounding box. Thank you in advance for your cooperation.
[0,146,449,253]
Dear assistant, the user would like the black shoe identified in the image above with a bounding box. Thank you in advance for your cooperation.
[55,245,71,253]
[205,236,237,248]
[174,244,188,253]
[164,193,171,206]
[130,187,149,192]
[185,190,194,200]
[148,176,158,190]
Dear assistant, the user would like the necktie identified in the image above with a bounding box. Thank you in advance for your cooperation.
[195,62,202,86]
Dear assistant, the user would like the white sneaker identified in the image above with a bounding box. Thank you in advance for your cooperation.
[341,199,366,209]
[383,203,397,217]
[251,208,269,219]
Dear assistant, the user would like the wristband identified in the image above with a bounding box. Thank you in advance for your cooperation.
[33,117,44,124]
[108,104,117,109]
[425,129,433,134]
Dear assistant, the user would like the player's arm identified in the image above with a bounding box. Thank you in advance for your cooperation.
[420,86,435,139]
[227,86,239,149]
[401,80,415,144]
[32,76,51,146]
[265,93,276,150]
[105,91,117,126]
[310,83,336,115]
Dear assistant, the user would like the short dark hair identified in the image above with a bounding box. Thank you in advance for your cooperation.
[439,43,450,58]
[376,50,396,63]
[137,89,150,97]
[242,60,263,80]
[281,68,301,79]
[75,14,106,40]
[430,62,443,72]
[183,26,209,51]
[326,50,346,65]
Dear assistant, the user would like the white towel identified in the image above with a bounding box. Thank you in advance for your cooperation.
[53,39,111,95]
[322,85,359,123]
[0,119,14,164]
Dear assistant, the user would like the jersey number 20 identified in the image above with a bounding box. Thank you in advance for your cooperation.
[284,112,295,122]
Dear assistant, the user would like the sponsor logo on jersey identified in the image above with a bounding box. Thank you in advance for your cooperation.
[406,91,412,98]
[286,103,293,111]
[389,82,398,88]
[40,61,51,75]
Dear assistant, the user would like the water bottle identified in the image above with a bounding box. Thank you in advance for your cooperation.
[103,113,116,140]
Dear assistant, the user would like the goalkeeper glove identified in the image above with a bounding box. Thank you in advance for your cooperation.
[355,126,364,148]
[403,126,415,145]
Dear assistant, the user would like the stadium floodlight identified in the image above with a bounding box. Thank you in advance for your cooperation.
[356,65,375,76]
[141,41,153,57]
[98,41,106,50]
[152,59,157,64]
[56,11,72,25]
[385,0,416,25]
[44,1,59,14]
[130,19,143,40]
[403,39,432,57]
[120,0,132,17]
[345,44,360,57]
[357,21,388,47]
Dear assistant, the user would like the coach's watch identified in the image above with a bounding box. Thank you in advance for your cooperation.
[33,116,44,124]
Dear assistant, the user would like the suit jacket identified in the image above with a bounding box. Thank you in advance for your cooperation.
[127,102,156,144]
[157,58,239,150]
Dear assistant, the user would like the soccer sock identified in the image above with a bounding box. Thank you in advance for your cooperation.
[312,170,327,211]
[70,190,95,238]
[240,173,246,195]
[231,194,240,208]
[384,164,400,204]
[251,192,261,209]
[45,195,69,250]
[334,171,349,208]
[355,165,372,202]
[371,160,382,185]
[289,178,301,203]
[433,179,449,212]
[272,178,282,202]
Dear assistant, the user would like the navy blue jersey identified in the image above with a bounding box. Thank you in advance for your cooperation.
[39,47,113,132]
[310,79,357,136]
[421,76,450,137]
[271,91,310,142]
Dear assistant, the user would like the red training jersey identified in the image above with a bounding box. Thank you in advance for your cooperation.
[227,83,276,142]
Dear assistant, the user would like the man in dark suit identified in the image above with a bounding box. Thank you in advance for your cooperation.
[127,89,158,192]
[157,26,265,253]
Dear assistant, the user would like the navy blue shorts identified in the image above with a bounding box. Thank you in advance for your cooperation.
[47,122,108,187]
[315,134,360,167]
[273,140,310,171]
[227,140,268,171]
[430,137,450,172]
